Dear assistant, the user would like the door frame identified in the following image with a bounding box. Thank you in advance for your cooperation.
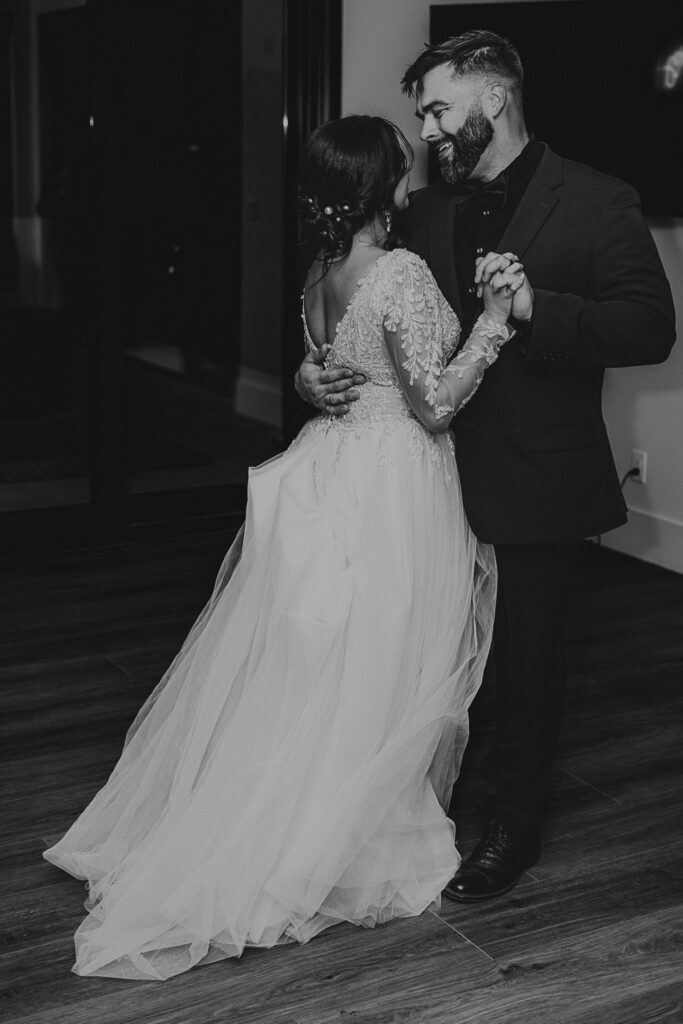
[281,0,342,442]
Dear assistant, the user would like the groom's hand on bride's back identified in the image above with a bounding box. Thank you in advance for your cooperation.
[294,347,365,417]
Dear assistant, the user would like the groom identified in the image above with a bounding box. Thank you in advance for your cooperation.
[295,30,675,900]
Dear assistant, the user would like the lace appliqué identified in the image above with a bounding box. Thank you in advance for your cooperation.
[299,249,460,482]
[376,252,511,431]
[381,254,453,413]
[441,313,514,413]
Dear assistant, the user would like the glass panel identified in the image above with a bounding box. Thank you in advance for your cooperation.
[114,0,284,498]
[0,4,91,514]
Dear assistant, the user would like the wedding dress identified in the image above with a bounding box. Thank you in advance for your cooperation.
[44,248,498,981]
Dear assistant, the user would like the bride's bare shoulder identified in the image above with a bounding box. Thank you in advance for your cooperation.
[306,247,387,294]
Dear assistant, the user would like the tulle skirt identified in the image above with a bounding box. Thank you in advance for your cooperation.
[43,404,496,980]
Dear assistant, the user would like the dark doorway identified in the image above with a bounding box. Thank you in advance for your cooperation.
[0,6,92,520]
[92,0,281,520]
[1,0,344,550]
[0,0,283,548]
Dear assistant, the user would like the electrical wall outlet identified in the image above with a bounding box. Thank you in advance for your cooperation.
[630,449,648,484]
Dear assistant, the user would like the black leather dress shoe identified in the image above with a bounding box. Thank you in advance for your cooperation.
[443,818,540,902]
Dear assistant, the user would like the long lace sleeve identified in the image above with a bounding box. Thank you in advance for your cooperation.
[381,252,514,433]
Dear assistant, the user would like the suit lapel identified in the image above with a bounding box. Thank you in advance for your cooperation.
[415,147,564,320]
[498,145,564,258]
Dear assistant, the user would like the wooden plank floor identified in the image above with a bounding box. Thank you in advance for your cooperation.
[1,534,682,1024]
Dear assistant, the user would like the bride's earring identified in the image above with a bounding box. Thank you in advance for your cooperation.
[384,209,392,234]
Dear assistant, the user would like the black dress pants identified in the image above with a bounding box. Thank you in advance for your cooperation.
[478,541,579,835]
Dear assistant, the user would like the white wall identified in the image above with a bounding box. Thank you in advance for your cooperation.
[343,0,683,573]
[602,221,683,573]
[342,0,432,186]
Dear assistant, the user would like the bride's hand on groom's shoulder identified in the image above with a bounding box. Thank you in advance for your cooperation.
[295,348,366,416]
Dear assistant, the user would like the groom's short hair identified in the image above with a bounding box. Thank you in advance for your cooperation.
[401,29,524,99]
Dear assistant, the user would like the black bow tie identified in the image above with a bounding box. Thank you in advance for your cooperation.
[452,172,507,213]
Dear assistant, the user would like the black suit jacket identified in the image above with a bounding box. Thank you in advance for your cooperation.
[400,145,676,544]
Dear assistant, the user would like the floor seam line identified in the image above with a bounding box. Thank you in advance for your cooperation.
[104,653,136,681]
[560,767,623,805]
[531,834,683,883]
[428,908,495,962]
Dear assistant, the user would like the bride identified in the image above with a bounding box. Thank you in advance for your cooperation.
[44,115,529,981]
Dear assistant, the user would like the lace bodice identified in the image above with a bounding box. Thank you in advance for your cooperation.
[299,248,512,481]
[302,249,460,427]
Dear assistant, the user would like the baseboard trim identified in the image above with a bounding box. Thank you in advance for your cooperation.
[235,368,282,429]
[601,506,683,575]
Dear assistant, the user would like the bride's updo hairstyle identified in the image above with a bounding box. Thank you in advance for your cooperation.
[299,115,413,273]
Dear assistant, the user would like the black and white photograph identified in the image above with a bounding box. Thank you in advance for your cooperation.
[1,0,682,1021]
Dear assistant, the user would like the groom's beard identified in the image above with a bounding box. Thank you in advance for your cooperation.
[433,104,494,185]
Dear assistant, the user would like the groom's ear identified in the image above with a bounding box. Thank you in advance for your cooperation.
[485,82,508,120]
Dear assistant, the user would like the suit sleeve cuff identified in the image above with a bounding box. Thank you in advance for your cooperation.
[522,288,586,365]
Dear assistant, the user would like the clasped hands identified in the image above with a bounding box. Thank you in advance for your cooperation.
[476,250,533,324]
[294,252,533,418]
